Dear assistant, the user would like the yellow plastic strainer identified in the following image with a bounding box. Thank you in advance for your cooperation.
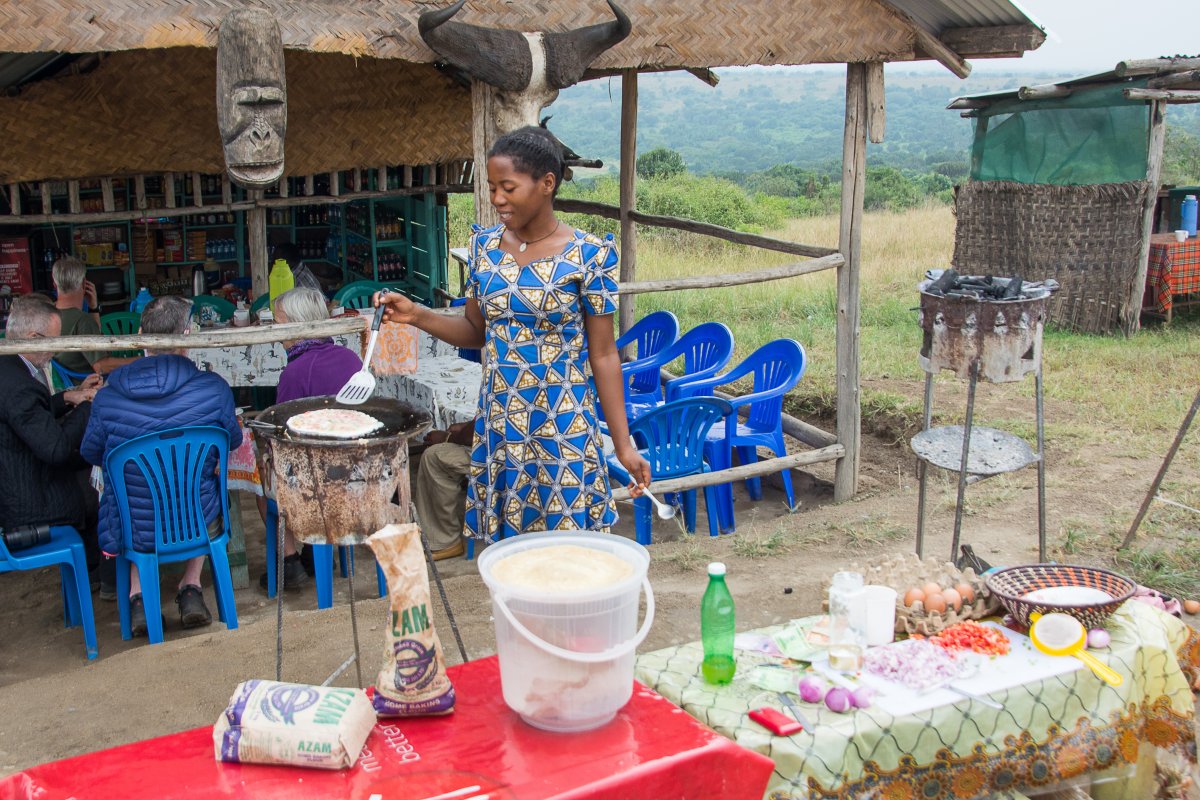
[1028,612,1122,687]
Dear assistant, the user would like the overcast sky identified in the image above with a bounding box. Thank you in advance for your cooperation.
[971,0,1200,73]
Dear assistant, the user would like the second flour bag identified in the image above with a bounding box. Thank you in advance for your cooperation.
[366,523,456,716]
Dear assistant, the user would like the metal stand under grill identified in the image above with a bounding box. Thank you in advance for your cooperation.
[912,273,1054,563]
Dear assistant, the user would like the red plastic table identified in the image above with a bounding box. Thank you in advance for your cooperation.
[0,656,774,800]
[1146,233,1200,321]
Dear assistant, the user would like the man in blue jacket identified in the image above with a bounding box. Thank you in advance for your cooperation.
[81,295,242,636]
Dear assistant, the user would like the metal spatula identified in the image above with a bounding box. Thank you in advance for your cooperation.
[335,305,385,405]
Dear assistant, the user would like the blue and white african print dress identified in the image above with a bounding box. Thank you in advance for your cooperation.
[463,223,619,542]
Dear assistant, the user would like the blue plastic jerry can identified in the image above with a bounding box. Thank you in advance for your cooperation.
[1182,195,1198,237]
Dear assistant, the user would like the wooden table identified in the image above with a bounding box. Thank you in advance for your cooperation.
[1145,233,1200,321]
[0,656,775,800]
[636,601,1200,800]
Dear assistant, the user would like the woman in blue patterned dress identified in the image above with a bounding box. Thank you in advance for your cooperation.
[376,126,650,544]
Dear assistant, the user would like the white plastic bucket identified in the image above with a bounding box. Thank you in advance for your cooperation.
[478,531,655,732]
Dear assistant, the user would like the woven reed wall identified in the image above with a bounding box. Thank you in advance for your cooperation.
[952,180,1149,334]
[0,49,472,184]
[0,0,916,70]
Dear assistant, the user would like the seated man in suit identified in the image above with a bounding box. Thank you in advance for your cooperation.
[0,295,100,559]
[81,295,242,636]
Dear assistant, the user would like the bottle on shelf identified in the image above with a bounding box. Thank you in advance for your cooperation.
[700,562,736,685]
[131,286,153,314]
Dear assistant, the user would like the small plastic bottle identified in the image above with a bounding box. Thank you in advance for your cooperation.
[130,286,153,314]
[701,562,736,685]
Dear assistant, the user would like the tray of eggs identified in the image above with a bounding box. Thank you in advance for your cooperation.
[832,553,1002,636]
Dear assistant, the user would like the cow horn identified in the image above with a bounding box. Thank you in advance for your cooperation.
[544,0,632,88]
[417,0,532,93]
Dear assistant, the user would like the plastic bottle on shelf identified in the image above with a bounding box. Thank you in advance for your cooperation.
[130,286,153,314]
[1183,195,1198,237]
[268,257,295,310]
[701,562,736,685]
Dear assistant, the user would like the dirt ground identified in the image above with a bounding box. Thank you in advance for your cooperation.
[0,375,1196,776]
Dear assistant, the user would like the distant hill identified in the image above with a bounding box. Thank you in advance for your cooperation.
[545,67,1200,177]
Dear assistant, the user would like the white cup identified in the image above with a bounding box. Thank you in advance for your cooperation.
[258,308,274,324]
[1175,229,1189,243]
[855,585,898,646]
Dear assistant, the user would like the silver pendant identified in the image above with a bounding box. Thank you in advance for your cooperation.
[518,242,528,253]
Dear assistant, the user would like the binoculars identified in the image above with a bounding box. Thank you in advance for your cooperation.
[2,523,51,552]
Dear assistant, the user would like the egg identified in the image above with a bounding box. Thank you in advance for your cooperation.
[954,582,976,604]
[904,587,927,607]
[1185,599,1200,615]
[942,587,963,611]
[922,581,942,596]
[923,593,947,614]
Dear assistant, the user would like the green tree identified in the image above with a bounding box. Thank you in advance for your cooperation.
[636,148,687,180]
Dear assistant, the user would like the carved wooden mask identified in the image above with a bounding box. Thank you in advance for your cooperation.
[216,9,287,187]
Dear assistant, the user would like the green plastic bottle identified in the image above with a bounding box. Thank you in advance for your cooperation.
[701,562,736,685]
[268,257,295,311]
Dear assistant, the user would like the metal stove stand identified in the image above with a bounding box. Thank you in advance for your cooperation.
[913,362,1047,562]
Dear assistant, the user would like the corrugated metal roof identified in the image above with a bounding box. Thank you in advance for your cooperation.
[888,0,1045,34]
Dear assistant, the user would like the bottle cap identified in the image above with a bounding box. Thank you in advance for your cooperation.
[707,562,726,577]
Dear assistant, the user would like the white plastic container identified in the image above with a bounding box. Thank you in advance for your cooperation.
[478,531,654,732]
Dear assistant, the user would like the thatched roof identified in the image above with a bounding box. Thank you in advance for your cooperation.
[0,0,1040,70]
[0,0,1044,184]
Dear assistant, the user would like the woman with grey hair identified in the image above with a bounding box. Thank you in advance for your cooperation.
[265,287,363,589]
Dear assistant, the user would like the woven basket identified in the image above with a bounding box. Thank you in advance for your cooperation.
[985,564,1135,630]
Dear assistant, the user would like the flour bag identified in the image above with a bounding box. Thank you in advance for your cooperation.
[366,523,456,716]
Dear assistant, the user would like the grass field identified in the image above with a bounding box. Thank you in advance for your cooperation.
[451,200,1200,592]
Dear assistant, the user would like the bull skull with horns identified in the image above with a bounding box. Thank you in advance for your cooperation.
[418,0,631,134]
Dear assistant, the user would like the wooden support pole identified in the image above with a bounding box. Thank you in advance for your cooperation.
[611,445,844,501]
[278,175,289,198]
[1018,84,1073,100]
[1123,99,1167,334]
[192,172,204,207]
[1147,70,1200,90]
[8,184,19,216]
[376,166,388,192]
[866,62,886,144]
[471,82,500,227]
[247,191,269,299]
[1125,88,1200,104]
[619,69,639,339]
[134,175,147,211]
[1120,389,1200,549]
[329,171,339,197]
[834,63,868,503]
[40,182,51,215]
[222,175,233,205]
[165,172,176,208]
[878,1,971,77]
[351,168,362,193]
[403,165,413,188]
[101,178,115,213]
[0,316,369,355]
[939,24,1046,57]
[304,174,315,197]
[67,181,80,215]
[618,254,842,295]
[1117,57,1200,77]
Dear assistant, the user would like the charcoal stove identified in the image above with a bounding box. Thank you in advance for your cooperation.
[251,396,432,686]
[912,270,1058,563]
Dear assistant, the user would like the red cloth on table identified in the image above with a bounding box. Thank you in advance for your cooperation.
[0,656,773,800]
[1146,233,1200,315]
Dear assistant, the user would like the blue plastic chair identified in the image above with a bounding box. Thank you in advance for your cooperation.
[617,311,679,397]
[626,322,735,420]
[673,339,808,531]
[607,397,732,543]
[448,297,482,363]
[104,426,239,644]
[264,499,386,607]
[0,525,97,659]
[50,359,92,389]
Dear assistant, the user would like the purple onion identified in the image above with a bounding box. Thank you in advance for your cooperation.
[798,676,826,703]
[850,686,875,709]
[824,687,852,713]
[1087,628,1111,649]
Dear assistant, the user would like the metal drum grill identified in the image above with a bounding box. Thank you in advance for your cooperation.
[912,270,1058,563]
[251,396,432,686]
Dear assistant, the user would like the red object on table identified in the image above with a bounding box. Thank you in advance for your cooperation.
[0,656,773,800]
[1146,233,1200,319]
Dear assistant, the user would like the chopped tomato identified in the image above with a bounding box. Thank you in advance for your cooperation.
[928,621,1010,656]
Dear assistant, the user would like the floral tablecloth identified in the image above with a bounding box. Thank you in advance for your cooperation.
[635,601,1200,800]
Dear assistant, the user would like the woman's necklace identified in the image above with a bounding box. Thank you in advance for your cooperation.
[514,220,561,253]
